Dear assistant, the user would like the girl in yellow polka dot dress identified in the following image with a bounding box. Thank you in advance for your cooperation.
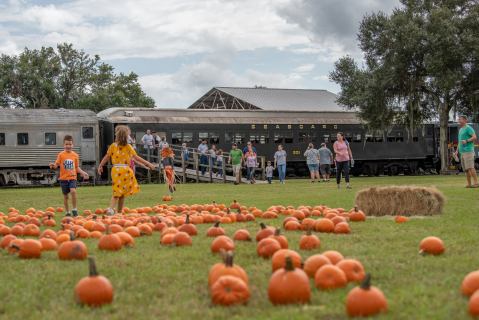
[98,125,157,215]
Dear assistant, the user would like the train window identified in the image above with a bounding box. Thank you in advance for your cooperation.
[387,137,395,142]
[299,132,317,143]
[284,132,293,144]
[45,133,56,145]
[353,134,362,142]
[199,132,208,141]
[172,132,182,144]
[396,137,404,142]
[183,132,193,143]
[250,133,269,145]
[274,133,283,144]
[234,133,246,144]
[365,134,373,142]
[323,134,330,143]
[209,132,220,144]
[0,133,4,145]
[82,127,94,139]
[413,137,419,142]
[374,135,383,142]
[17,133,28,145]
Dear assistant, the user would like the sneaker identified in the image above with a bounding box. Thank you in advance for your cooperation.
[72,209,78,217]
[65,212,71,217]
[346,185,352,189]
[337,184,341,189]
[106,208,115,216]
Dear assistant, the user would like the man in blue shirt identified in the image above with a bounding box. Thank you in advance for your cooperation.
[197,140,209,175]
[455,115,477,188]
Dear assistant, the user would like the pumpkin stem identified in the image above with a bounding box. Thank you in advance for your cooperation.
[284,256,295,271]
[88,256,99,277]
[274,228,281,236]
[226,208,230,214]
[360,273,371,290]
[214,221,220,228]
[354,206,358,212]
[306,228,313,236]
[225,251,234,267]
[185,214,190,224]
[93,215,97,220]
[69,231,75,241]
[260,222,267,230]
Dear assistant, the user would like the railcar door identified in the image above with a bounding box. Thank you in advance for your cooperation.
[80,125,96,163]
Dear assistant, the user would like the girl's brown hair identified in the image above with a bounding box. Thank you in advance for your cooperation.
[115,125,129,146]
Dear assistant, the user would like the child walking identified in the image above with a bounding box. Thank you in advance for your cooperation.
[161,143,176,193]
[266,161,274,184]
[49,135,89,217]
[98,125,157,215]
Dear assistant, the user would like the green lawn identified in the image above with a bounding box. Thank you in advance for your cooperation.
[0,176,477,320]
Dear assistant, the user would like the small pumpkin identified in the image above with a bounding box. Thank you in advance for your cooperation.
[334,222,351,234]
[314,218,335,233]
[470,290,479,317]
[299,229,320,250]
[116,232,135,247]
[98,231,122,251]
[419,236,445,255]
[337,259,366,283]
[268,256,311,305]
[173,231,192,246]
[58,233,88,260]
[233,229,252,241]
[211,235,235,253]
[271,249,302,272]
[208,251,248,287]
[461,270,479,296]
[39,237,58,251]
[74,257,114,307]
[0,234,16,249]
[270,228,288,249]
[322,250,344,265]
[206,222,225,238]
[303,254,332,278]
[257,238,281,259]
[314,264,347,290]
[178,214,198,236]
[395,215,409,223]
[349,206,366,222]
[210,275,250,306]
[255,223,275,242]
[16,239,42,259]
[345,274,388,317]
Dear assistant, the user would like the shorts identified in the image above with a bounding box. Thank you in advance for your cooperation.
[232,165,241,174]
[307,164,319,172]
[59,180,77,195]
[461,152,475,170]
[320,164,331,175]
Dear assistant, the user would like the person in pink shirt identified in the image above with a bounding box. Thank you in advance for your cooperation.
[333,132,353,189]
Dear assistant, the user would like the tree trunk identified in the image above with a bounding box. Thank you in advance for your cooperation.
[439,101,450,174]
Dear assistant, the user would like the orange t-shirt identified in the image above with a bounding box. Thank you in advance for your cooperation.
[54,151,79,181]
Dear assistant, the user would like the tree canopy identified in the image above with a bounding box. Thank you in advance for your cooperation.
[330,0,479,172]
[0,43,155,111]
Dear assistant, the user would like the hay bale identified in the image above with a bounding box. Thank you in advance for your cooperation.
[354,186,445,216]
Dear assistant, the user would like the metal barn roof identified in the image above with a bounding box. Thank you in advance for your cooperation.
[188,87,348,112]
[0,108,98,125]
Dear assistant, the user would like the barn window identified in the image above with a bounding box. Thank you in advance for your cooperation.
[17,133,29,145]
[82,127,94,139]
[171,132,182,144]
[183,132,193,143]
[45,133,56,145]
[0,133,4,145]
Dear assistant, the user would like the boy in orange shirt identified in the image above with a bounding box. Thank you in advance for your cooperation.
[49,135,89,217]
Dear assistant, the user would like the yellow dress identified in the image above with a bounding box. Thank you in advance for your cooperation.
[107,143,140,197]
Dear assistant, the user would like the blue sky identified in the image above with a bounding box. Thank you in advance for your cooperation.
[0,0,397,108]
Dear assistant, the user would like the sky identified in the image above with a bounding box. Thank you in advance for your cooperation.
[0,0,398,108]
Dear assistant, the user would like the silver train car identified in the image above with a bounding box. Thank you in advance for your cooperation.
[0,109,99,186]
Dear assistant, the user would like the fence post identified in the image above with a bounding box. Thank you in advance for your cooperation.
[222,160,226,183]
[181,154,186,184]
[261,156,265,181]
[147,148,151,184]
[208,154,213,183]
[195,153,199,183]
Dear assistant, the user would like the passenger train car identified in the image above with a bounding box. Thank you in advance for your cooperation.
[0,107,476,186]
[0,109,99,186]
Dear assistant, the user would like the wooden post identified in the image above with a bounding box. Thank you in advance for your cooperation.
[208,154,213,183]
[181,154,186,184]
[147,148,151,184]
[195,153,199,183]
[261,156,265,181]
[222,160,226,183]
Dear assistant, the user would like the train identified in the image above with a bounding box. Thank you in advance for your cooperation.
[0,107,477,186]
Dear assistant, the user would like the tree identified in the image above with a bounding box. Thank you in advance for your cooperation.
[0,43,155,111]
[330,0,479,172]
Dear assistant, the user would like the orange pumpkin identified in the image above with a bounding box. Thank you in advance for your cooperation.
[178,215,198,236]
[233,229,252,241]
[461,270,479,296]
[419,236,445,255]
[74,257,114,307]
[314,264,348,290]
[303,254,332,278]
[268,256,311,305]
[116,232,135,247]
[206,222,225,238]
[314,219,335,233]
[257,238,281,259]
[334,222,351,234]
[39,238,58,251]
[299,229,320,250]
[173,232,192,246]
[208,251,248,287]
[256,223,275,242]
[58,234,88,260]
[322,250,344,265]
[98,233,122,251]
[271,249,302,272]
[346,274,388,317]
[395,215,409,223]
[337,259,366,282]
[349,206,366,222]
[17,239,42,259]
[210,275,250,306]
[270,228,288,249]
[470,290,479,317]
[0,234,16,249]
[211,236,235,253]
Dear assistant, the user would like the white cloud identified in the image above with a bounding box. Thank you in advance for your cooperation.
[293,63,315,74]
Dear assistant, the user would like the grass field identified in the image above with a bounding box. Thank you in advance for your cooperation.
[0,176,478,320]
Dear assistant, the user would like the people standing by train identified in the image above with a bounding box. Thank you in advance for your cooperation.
[274,144,287,184]
[304,143,320,183]
[245,146,258,184]
[333,132,353,189]
[141,130,155,160]
[243,141,257,181]
[181,143,189,162]
[455,115,478,188]
[197,139,209,175]
[216,149,224,178]
[209,144,217,174]
[229,143,243,185]
[49,135,89,217]
[98,125,156,215]
[319,143,333,182]
[266,161,274,184]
